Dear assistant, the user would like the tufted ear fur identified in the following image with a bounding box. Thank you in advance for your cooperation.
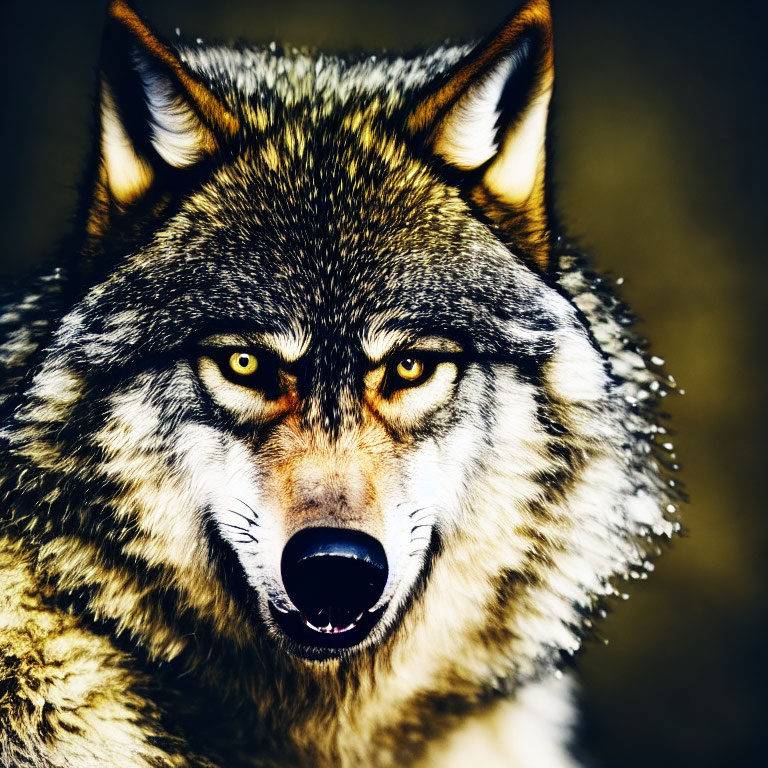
[95,0,239,208]
[408,0,554,269]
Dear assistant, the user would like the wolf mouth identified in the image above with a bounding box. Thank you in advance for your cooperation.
[268,527,390,657]
[268,601,388,655]
[298,608,365,634]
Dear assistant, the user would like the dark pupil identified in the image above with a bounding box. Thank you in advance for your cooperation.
[401,359,417,372]
[238,355,250,368]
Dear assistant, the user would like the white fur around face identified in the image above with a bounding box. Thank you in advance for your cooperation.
[172,422,279,586]
[95,376,288,610]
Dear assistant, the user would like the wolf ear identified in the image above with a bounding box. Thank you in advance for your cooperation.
[408,0,554,267]
[96,0,239,206]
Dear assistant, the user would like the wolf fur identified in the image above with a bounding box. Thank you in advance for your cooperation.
[0,1,680,766]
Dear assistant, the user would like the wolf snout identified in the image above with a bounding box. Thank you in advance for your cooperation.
[280,527,388,634]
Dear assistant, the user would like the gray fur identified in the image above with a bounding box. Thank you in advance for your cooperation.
[0,2,680,766]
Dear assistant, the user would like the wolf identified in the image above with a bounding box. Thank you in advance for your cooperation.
[0,1,680,766]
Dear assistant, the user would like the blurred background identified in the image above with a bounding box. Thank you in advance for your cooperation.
[1,1,765,765]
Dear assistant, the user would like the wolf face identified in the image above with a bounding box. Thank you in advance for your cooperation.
[3,0,678,712]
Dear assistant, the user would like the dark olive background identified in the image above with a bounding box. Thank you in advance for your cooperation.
[1,1,765,766]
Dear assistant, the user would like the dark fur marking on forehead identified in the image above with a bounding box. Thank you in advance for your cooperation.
[63,98,564,376]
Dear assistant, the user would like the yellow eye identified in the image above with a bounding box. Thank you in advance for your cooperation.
[396,357,424,382]
[229,352,258,376]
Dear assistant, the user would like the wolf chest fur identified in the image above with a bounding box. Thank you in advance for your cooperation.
[0,1,680,766]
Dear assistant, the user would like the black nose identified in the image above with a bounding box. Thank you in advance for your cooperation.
[281,527,388,632]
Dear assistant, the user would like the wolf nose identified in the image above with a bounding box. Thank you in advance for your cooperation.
[281,528,388,630]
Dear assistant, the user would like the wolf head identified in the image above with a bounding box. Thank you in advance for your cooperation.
[3,0,677,688]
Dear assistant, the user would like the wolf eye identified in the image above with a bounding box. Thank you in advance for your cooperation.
[386,356,437,393]
[229,352,258,376]
[396,358,425,382]
[212,349,282,398]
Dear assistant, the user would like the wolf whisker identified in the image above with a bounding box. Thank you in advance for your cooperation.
[410,523,433,534]
[233,497,260,521]
[219,521,249,533]
[223,507,259,528]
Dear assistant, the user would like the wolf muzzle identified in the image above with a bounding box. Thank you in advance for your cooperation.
[271,527,389,655]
